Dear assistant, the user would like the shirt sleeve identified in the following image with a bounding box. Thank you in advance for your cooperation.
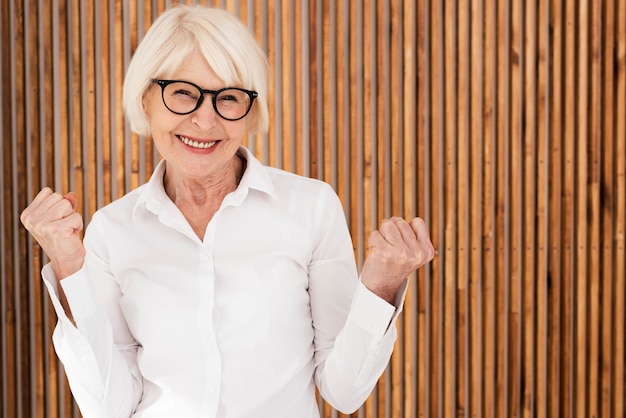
[307,185,408,414]
[42,214,143,418]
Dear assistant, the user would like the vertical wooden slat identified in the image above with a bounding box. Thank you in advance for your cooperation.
[89,0,102,211]
[442,0,458,416]
[434,0,445,416]
[562,0,576,416]
[13,3,26,418]
[496,1,511,417]
[268,0,280,170]
[0,2,7,417]
[468,0,484,416]
[614,4,626,418]
[457,0,471,414]
[308,0,320,179]
[293,0,303,178]
[547,1,561,417]
[415,1,431,417]
[425,0,438,415]
[482,1,493,416]
[278,0,289,173]
[522,0,538,416]
[323,0,336,189]
[533,2,552,418]
[600,2,615,418]
[347,0,358,254]
[588,0,603,416]
[99,0,110,207]
[299,0,311,180]
[575,2,590,418]
[1,0,8,414]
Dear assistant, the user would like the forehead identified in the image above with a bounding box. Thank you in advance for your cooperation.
[164,49,236,89]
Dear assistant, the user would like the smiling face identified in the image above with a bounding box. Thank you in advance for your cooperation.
[143,50,248,185]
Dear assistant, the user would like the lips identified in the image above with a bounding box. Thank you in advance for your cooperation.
[177,135,218,149]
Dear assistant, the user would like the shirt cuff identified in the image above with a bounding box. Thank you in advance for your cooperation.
[349,279,409,340]
[42,263,97,325]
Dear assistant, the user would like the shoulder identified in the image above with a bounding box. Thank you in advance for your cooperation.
[88,184,148,227]
[264,166,336,197]
[257,167,345,225]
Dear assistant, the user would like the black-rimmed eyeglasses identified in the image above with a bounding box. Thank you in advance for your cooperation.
[151,79,258,121]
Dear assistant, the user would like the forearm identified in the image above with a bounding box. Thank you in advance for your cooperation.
[314,281,407,413]
[50,251,86,325]
[43,265,142,417]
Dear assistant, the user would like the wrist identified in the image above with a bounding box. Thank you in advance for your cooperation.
[51,258,84,280]
[361,280,399,305]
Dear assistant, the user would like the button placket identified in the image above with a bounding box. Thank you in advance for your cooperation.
[197,239,221,411]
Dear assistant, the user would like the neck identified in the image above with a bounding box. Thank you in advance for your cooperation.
[163,153,245,207]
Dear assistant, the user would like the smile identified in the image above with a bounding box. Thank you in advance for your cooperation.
[178,135,218,149]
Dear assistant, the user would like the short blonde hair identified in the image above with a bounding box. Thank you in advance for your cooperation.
[123,5,269,136]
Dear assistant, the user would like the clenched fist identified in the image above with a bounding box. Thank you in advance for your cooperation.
[360,217,435,304]
[20,187,86,279]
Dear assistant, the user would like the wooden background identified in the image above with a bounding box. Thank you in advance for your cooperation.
[1,0,625,417]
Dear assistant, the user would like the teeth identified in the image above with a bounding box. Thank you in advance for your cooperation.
[179,136,217,149]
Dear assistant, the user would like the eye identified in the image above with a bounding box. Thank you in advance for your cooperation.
[172,88,198,100]
[217,93,240,103]
[165,82,200,102]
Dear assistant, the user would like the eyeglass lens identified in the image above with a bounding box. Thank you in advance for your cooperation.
[162,81,252,120]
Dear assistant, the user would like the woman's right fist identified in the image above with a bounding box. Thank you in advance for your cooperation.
[20,187,86,278]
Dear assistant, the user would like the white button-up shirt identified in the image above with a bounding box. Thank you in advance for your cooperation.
[42,147,407,418]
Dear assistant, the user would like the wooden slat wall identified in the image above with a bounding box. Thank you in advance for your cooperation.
[1,0,625,417]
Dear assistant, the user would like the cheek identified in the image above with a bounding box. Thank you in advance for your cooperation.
[144,97,176,135]
[225,123,247,142]
[143,89,162,121]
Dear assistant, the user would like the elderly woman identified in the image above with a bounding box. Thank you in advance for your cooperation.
[20,5,434,418]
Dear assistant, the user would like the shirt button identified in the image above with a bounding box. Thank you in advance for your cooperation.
[208,387,217,395]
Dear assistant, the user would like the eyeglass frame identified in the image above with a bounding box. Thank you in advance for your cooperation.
[150,79,258,121]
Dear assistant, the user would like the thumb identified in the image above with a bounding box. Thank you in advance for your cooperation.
[63,192,79,211]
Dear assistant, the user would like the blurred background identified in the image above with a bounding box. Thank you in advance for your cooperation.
[1,0,625,417]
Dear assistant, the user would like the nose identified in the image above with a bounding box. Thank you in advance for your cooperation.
[190,95,218,129]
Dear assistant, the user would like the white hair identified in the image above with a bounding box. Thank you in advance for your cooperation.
[123,5,269,136]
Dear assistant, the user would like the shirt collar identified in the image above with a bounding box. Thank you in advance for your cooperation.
[236,146,276,198]
[132,146,276,219]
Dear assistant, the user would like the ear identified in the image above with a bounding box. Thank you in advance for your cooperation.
[142,92,151,119]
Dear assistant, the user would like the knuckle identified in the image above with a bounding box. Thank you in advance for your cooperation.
[59,198,73,212]
[19,210,29,226]
[379,220,397,234]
